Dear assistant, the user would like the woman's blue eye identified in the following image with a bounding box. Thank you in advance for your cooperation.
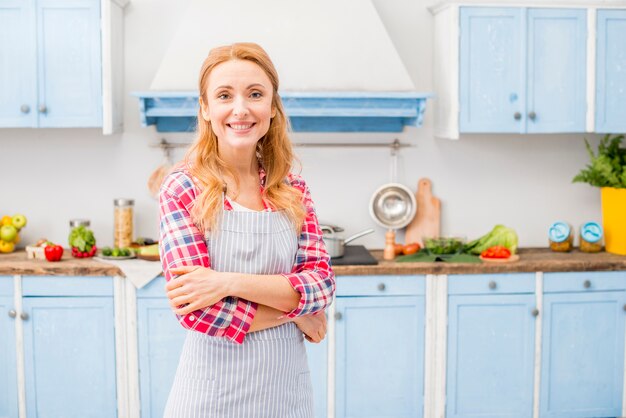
[250,92,262,99]
[218,93,230,100]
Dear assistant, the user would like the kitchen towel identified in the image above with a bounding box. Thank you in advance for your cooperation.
[94,257,163,288]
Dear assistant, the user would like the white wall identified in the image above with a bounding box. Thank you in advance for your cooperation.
[0,0,602,250]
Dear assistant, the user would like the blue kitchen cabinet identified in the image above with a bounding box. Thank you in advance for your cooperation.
[335,276,426,418]
[596,9,626,133]
[446,274,536,418]
[0,1,37,127]
[540,272,626,418]
[305,326,328,418]
[0,278,18,418]
[21,276,117,418]
[0,0,102,128]
[136,276,186,418]
[459,7,586,134]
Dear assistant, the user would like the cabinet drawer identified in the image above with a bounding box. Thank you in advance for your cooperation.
[0,278,12,296]
[448,273,535,295]
[543,271,626,293]
[22,276,113,297]
[336,275,425,297]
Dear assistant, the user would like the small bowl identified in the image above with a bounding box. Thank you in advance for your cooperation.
[423,237,466,256]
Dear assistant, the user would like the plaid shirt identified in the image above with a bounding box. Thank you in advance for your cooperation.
[159,164,335,344]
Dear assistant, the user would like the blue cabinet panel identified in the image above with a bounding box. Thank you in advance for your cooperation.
[305,337,328,418]
[526,9,587,133]
[36,0,102,127]
[22,296,117,418]
[0,0,36,127]
[335,296,425,418]
[596,9,626,133]
[447,293,536,418]
[0,293,18,418]
[336,275,425,297]
[540,291,625,418]
[137,296,186,418]
[460,7,524,133]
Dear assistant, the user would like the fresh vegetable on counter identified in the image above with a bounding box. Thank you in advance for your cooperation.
[101,247,133,257]
[480,245,511,259]
[44,242,64,262]
[424,237,465,255]
[68,225,97,258]
[465,225,519,255]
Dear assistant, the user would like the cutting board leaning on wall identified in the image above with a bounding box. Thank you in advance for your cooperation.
[405,178,441,246]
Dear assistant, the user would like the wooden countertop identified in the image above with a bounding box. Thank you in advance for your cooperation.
[1,248,626,277]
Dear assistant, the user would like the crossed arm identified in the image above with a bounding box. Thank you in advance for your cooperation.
[159,170,335,344]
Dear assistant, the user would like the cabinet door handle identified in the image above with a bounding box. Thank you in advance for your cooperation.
[377,283,386,291]
[20,104,30,114]
[8,310,17,318]
[334,312,343,321]
[531,308,539,317]
[20,312,29,321]
[623,304,626,312]
[38,104,47,114]
[528,111,536,121]
[514,112,521,120]
[488,281,497,290]
[583,280,591,289]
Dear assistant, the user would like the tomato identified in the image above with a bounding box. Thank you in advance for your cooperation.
[481,245,511,259]
[394,243,404,255]
[402,243,421,255]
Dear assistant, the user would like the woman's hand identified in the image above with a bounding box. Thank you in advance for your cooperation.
[165,266,230,315]
[292,312,327,343]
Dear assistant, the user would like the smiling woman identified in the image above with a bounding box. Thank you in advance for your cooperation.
[158,43,335,418]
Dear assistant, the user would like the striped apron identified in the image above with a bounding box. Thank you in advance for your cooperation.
[163,200,315,418]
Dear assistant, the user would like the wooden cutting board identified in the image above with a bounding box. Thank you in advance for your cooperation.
[405,178,441,246]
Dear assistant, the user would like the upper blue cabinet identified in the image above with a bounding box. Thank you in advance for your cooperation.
[596,9,626,133]
[0,0,128,134]
[431,2,626,139]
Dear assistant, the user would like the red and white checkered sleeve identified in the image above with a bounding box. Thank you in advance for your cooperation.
[281,174,336,318]
[159,170,257,344]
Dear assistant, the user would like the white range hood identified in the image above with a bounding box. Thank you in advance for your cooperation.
[134,0,431,132]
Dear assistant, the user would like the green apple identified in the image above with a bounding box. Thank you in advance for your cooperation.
[11,214,27,230]
[0,225,17,243]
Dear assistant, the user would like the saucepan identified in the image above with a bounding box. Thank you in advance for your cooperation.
[320,224,375,258]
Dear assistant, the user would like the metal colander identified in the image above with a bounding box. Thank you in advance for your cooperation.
[369,183,416,229]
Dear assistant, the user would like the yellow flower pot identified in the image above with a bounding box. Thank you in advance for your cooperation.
[601,187,626,255]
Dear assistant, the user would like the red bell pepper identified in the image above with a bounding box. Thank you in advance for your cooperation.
[44,243,64,262]
[481,245,511,259]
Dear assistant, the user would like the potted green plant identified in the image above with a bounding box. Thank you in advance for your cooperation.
[573,133,626,255]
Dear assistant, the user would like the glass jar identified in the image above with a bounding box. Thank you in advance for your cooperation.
[549,221,573,252]
[580,221,603,253]
[69,219,90,228]
[114,198,134,248]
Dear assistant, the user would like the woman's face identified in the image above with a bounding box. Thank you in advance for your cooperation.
[201,59,276,152]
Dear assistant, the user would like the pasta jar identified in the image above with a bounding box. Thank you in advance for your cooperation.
[114,198,134,248]
[580,221,603,253]
[548,221,573,252]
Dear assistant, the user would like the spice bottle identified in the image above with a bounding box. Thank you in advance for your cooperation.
[549,221,573,252]
[69,219,90,229]
[580,221,603,253]
[114,198,134,248]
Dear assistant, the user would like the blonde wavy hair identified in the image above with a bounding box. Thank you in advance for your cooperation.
[185,43,306,233]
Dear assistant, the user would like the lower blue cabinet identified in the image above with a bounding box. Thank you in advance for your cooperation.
[335,290,425,418]
[305,331,328,418]
[540,272,626,418]
[447,274,536,418]
[21,277,117,418]
[0,279,18,418]
[137,276,186,418]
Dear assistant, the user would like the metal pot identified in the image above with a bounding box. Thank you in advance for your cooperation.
[320,224,375,258]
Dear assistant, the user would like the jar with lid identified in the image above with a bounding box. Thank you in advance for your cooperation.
[69,219,90,229]
[580,221,603,253]
[114,198,134,248]
[548,221,573,252]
